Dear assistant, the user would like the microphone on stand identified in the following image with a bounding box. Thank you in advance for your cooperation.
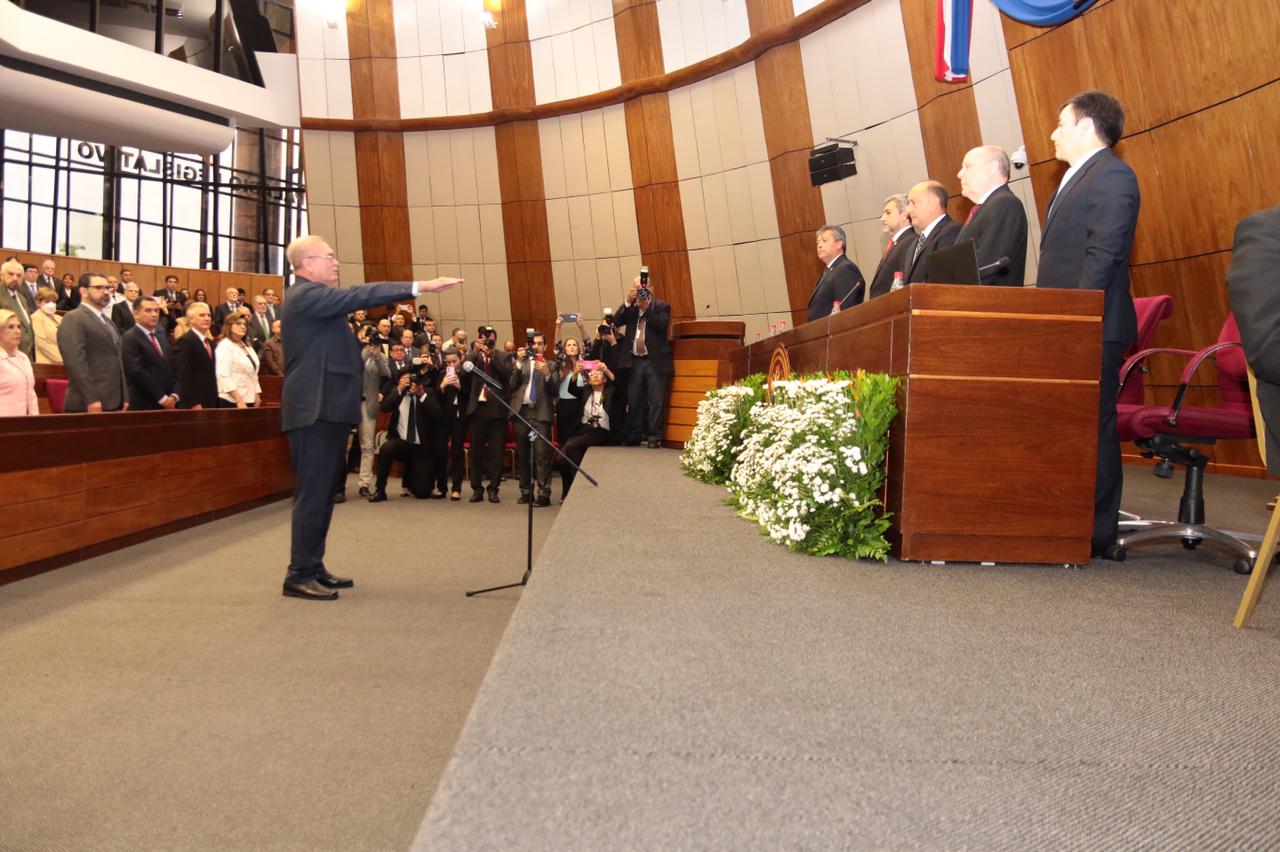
[461,359,505,392]
[979,256,1011,275]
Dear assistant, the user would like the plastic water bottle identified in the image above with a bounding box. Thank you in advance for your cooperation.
[830,300,841,315]
[890,271,905,292]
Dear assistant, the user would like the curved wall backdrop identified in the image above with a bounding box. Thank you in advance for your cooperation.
[296,0,1034,344]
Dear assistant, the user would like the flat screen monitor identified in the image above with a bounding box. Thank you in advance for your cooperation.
[924,239,982,285]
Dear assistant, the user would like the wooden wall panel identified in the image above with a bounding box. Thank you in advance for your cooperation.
[346,0,412,288]
[488,0,557,336]
[750,36,827,327]
[614,1,696,322]
[1005,0,1280,477]
[916,87,983,210]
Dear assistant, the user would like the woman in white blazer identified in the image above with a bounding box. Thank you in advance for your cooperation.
[215,314,262,408]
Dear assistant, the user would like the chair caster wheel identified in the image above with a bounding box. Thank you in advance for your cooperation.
[1234,559,1253,576]
[1182,537,1200,550]
[1105,544,1126,562]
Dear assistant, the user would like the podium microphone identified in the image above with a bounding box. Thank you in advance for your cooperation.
[461,360,504,391]
[979,256,1010,274]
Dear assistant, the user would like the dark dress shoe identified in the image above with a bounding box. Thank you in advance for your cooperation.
[517,493,531,504]
[488,491,500,503]
[469,491,484,503]
[431,491,447,500]
[283,579,338,600]
[534,495,551,507]
[333,491,346,504]
[315,571,354,589]
[368,491,387,503]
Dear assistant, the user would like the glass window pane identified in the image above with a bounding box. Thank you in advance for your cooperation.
[171,184,201,230]
[139,180,163,224]
[4,164,29,201]
[70,212,103,259]
[69,171,104,215]
[170,229,200,268]
[119,220,138,263]
[30,206,54,253]
[139,223,164,265]
[120,178,139,220]
[29,165,56,205]
[3,201,29,249]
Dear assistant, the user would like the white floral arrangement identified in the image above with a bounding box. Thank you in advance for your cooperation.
[682,371,898,560]
[680,374,766,485]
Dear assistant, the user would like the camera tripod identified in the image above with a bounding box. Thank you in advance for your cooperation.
[466,370,597,597]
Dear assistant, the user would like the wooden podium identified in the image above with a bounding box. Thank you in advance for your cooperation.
[722,285,1104,565]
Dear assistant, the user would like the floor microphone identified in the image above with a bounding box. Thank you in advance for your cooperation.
[461,359,504,391]
[979,256,1010,274]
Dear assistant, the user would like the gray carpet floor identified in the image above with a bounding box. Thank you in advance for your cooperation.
[0,485,547,851]
[416,450,1280,850]
[3,453,1278,850]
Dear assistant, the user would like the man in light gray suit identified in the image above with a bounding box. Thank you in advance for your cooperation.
[278,235,462,600]
[356,329,390,498]
[57,272,128,412]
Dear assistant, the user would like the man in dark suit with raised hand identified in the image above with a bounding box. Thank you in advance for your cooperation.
[1226,204,1280,476]
[903,181,963,284]
[121,297,179,410]
[956,145,1027,286]
[806,225,865,321]
[869,194,916,299]
[279,234,461,600]
[1037,90,1141,559]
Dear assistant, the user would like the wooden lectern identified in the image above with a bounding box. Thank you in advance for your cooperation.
[722,285,1104,565]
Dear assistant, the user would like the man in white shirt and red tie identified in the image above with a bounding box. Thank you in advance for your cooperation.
[869,194,916,299]
[173,301,220,409]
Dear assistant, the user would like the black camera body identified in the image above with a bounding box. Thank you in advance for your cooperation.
[636,265,651,301]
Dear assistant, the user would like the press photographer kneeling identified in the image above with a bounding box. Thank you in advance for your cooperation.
[369,364,441,502]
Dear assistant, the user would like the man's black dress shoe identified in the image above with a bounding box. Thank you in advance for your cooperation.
[517,493,531,504]
[368,491,387,503]
[469,491,484,503]
[333,491,346,504]
[431,491,447,499]
[283,579,338,600]
[534,495,551,507]
[488,491,500,503]
[315,570,354,589]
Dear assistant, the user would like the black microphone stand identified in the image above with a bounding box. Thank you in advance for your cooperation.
[465,362,598,597]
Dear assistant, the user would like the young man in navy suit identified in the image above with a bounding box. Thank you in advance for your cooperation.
[279,235,462,600]
[1036,90,1141,559]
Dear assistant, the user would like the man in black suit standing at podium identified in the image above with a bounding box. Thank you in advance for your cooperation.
[1036,90,1140,559]
[806,225,865,321]
[903,181,962,285]
[279,235,462,600]
[956,145,1027,286]
[869,194,915,299]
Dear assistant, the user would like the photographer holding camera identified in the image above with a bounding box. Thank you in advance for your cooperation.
[356,327,390,498]
[436,348,470,500]
[508,329,559,507]
[465,329,512,503]
[555,365,617,501]
[369,366,441,502]
[615,270,673,448]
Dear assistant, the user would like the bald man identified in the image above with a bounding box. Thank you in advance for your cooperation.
[956,145,1027,286]
[279,234,462,600]
[903,181,963,285]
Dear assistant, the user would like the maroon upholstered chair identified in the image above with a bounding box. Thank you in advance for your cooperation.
[1114,313,1258,572]
[45,378,69,414]
[1115,296,1175,525]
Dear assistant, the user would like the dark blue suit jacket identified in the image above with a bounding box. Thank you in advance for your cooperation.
[280,277,415,432]
[1037,148,1140,345]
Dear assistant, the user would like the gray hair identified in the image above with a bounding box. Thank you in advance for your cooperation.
[816,225,847,251]
[883,193,908,213]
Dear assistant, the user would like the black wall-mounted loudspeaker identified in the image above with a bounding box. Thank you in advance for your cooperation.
[808,143,856,187]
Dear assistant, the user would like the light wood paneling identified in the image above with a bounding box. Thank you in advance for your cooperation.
[916,86,983,203]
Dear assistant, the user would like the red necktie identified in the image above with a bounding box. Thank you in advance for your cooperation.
[149,332,163,356]
[203,338,212,360]
[965,203,982,224]
[882,240,893,258]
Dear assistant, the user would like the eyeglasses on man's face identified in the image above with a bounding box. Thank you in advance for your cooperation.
[306,253,339,262]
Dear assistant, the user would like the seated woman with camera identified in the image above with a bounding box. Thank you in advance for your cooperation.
[555,364,617,502]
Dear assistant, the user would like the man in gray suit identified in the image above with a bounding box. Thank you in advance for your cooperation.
[1227,204,1280,476]
[279,235,461,600]
[508,330,559,506]
[0,260,34,359]
[57,272,128,413]
[356,330,390,498]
